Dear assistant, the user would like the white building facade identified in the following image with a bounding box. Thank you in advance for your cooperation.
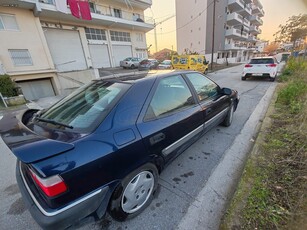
[0,0,154,100]
[176,0,264,64]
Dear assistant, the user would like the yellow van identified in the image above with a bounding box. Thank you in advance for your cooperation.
[171,55,209,74]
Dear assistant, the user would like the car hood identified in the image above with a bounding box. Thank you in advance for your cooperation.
[0,110,75,164]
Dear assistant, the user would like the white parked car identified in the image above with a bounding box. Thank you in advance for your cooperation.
[157,60,172,69]
[242,56,279,81]
[120,57,141,69]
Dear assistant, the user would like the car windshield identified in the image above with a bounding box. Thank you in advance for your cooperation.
[38,81,130,133]
[124,57,132,61]
[250,58,274,64]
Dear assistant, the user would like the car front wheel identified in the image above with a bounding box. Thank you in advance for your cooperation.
[108,163,158,221]
[221,103,234,127]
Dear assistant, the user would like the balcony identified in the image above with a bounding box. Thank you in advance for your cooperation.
[112,0,152,10]
[250,15,263,25]
[243,18,250,27]
[237,4,252,17]
[228,0,245,11]
[250,25,261,34]
[2,0,154,32]
[248,35,258,42]
[225,42,248,50]
[225,28,248,40]
[226,12,243,26]
[252,5,264,17]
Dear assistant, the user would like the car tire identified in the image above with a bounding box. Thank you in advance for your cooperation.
[241,76,246,81]
[130,64,135,69]
[221,103,234,127]
[108,163,159,221]
[269,75,276,82]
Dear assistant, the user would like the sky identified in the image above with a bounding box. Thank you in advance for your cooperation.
[144,0,307,53]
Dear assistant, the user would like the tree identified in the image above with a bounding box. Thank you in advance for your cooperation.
[0,75,17,97]
[264,42,279,54]
[274,14,307,48]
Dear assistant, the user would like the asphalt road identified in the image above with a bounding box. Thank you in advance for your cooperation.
[0,64,278,230]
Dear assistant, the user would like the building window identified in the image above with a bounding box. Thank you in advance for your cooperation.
[9,49,33,66]
[113,8,122,18]
[0,14,19,31]
[89,2,96,13]
[136,33,144,42]
[110,31,131,42]
[85,28,107,40]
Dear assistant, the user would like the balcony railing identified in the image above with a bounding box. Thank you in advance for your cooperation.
[225,42,248,50]
[38,0,154,24]
[225,28,248,40]
[250,15,263,25]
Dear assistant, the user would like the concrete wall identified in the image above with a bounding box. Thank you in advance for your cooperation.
[205,0,227,55]
[56,69,98,96]
[0,7,55,74]
[176,0,208,54]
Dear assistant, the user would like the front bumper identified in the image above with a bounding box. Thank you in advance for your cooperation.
[16,162,110,230]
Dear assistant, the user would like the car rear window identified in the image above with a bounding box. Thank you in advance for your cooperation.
[38,81,130,133]
[250,58,274,64]
[140,60,149,64]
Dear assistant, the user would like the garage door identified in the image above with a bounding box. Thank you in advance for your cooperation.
[112,45,132,67]
[44,28,87,72]
[89,44,111,68]
[17,79,55,101]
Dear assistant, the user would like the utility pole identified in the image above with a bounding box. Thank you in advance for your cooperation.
[153,15,175,53]
[154,19,158,53]
[210,0,216,71]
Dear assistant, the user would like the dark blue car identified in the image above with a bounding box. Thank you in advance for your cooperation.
[0,70,239,229]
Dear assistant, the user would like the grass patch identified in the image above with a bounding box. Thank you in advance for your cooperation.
[221,58,307,230]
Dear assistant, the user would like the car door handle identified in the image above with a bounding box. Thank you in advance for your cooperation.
[150,133,166,145]
[207,108,213,114]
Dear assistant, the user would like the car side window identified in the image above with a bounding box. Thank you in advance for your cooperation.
[144,75,195,121]
[186,73,219,101]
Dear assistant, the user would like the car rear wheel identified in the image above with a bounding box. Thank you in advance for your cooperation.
[269,75,276,82]
[241,76,246,81]
[108,163,158,221]
[221,103,234,127]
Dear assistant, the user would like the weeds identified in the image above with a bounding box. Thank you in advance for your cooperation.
[221,58,307,230]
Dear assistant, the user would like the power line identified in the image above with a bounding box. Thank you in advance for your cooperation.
[148,0,216,36]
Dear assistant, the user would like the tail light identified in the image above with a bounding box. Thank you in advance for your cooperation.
[29,169,68,197]
[266,64,277,67]
[245,64,253,68]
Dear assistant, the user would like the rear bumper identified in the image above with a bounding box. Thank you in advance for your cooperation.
[243,73,275,78]
[16,161,110,230]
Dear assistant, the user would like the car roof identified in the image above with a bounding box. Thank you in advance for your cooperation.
[251,56,275,59]
[95,70,199,85]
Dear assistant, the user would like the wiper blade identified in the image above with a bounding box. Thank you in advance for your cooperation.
[36,117,73,129]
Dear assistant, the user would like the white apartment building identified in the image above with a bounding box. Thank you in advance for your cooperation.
[0,0,154,100]
[176,0,264,64]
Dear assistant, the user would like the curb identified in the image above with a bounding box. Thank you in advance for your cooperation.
[177,83,277,230]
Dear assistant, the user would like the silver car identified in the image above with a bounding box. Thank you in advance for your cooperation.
[120,57,141,69]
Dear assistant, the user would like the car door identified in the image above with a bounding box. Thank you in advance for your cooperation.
[136,74,204,163]
[184,72,230,133]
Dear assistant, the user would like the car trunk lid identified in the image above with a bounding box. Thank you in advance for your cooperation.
[0,110,74,164]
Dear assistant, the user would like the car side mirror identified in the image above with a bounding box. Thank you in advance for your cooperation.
[221,87,232,95]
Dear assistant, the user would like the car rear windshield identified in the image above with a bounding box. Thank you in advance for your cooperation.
[140,60,150,64]
[38,81,130,133]
[250,58,274,64]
